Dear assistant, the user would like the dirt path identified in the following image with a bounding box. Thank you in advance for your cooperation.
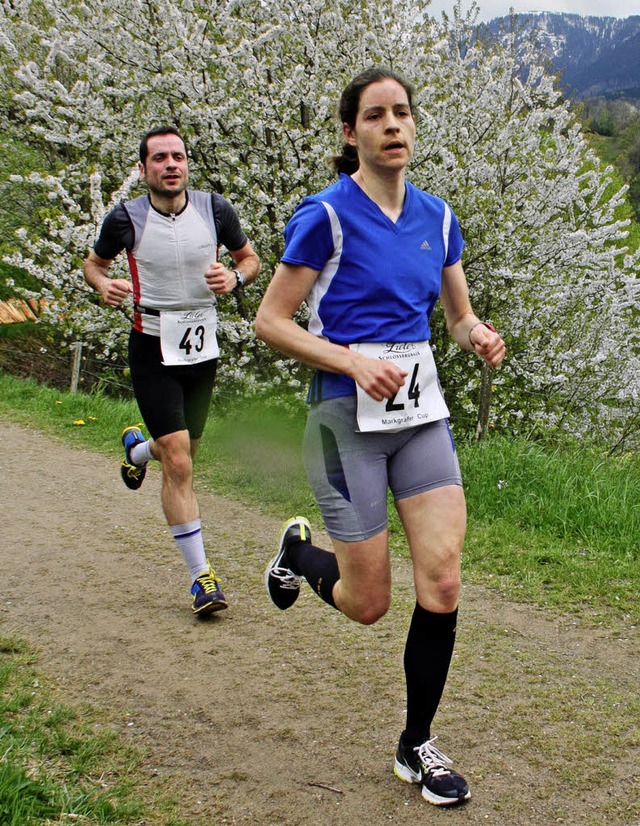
[1,421,638,826]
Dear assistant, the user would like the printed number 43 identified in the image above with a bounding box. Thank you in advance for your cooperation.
[179,325,205,355]
[386,363,420,412]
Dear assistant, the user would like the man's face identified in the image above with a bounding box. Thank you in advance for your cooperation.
[139,133,188,199]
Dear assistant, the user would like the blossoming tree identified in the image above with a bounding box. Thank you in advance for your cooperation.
[1,0,638,448]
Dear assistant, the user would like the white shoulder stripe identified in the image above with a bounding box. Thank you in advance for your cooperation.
[306,201,343,338]
[442,202,451,263]
[322,201,343,256]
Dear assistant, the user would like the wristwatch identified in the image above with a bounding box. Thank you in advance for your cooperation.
[233,270,246,290]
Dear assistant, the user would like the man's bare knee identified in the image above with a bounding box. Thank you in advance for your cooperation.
[157,435,193,484]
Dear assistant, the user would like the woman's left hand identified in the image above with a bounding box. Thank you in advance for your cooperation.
[470,323,506,368]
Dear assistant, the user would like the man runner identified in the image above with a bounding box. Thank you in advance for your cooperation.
[84,126,260,616]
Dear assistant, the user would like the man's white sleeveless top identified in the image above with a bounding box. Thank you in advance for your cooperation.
[124,192,218,336]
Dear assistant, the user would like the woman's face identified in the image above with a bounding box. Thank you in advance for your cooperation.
[343,78,416,175]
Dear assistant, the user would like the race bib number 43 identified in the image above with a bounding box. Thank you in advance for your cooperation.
[160,307,219,366]
[351,341,450,433]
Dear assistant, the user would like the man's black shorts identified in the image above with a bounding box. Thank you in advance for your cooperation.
[128,329,217,440]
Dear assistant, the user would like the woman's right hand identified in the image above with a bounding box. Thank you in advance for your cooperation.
[350,354,407,402]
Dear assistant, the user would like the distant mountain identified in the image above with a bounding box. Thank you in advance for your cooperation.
[480,13,640,99]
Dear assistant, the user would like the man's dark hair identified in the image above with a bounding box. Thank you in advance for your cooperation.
[139,126,187,165]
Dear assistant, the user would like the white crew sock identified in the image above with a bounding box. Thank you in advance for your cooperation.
[170,519,209,582]
[130,439,154,466]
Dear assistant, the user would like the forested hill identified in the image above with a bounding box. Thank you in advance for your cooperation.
[481,13,640,98]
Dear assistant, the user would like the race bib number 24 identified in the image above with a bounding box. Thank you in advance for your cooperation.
[351,341,450,433]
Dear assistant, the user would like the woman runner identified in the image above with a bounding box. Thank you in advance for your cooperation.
[255,66,505,807]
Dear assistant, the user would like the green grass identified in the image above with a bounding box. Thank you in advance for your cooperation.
[457,436,638,623]
[461,435,638,554]
[0,636,189,826]
[1,370,638,627]
[0,371,142,452]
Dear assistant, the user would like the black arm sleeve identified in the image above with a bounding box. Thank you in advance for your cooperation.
[93,204,135,260]
[212,193,248,253]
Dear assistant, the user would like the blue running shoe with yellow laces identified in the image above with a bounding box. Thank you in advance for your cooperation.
[191,565,228,615]
[120,426,147,490]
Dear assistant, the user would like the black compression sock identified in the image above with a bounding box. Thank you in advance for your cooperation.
[402,603,458,748]
[287,540,339,609]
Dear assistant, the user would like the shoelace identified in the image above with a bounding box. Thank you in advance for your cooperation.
[270,566,302,590]
[414,737,454,778]
[196,573,220,593]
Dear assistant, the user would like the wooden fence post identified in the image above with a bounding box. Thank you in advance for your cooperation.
[476,363,493,440]
[70,341,83,394]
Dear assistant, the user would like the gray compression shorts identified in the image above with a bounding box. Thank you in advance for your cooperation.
[303,395,462,542]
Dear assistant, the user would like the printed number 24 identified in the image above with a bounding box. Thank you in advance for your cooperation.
[179,325,205,355]
[386,363,420,412]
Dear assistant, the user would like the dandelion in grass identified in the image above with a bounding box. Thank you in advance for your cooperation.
[73,419,85,426]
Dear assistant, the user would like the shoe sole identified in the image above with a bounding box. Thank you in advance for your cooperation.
[277,516,311,549]
[192,600,228,615]
[421,787,471,806]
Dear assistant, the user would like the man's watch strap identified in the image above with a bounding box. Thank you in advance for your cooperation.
[233,270,246,289]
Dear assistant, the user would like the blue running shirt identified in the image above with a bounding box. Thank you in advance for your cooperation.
[281,174,464,400]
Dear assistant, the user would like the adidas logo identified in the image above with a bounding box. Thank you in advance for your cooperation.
[420,240,432,251]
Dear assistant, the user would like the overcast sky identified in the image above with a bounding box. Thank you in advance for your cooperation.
[427,0,639,22]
